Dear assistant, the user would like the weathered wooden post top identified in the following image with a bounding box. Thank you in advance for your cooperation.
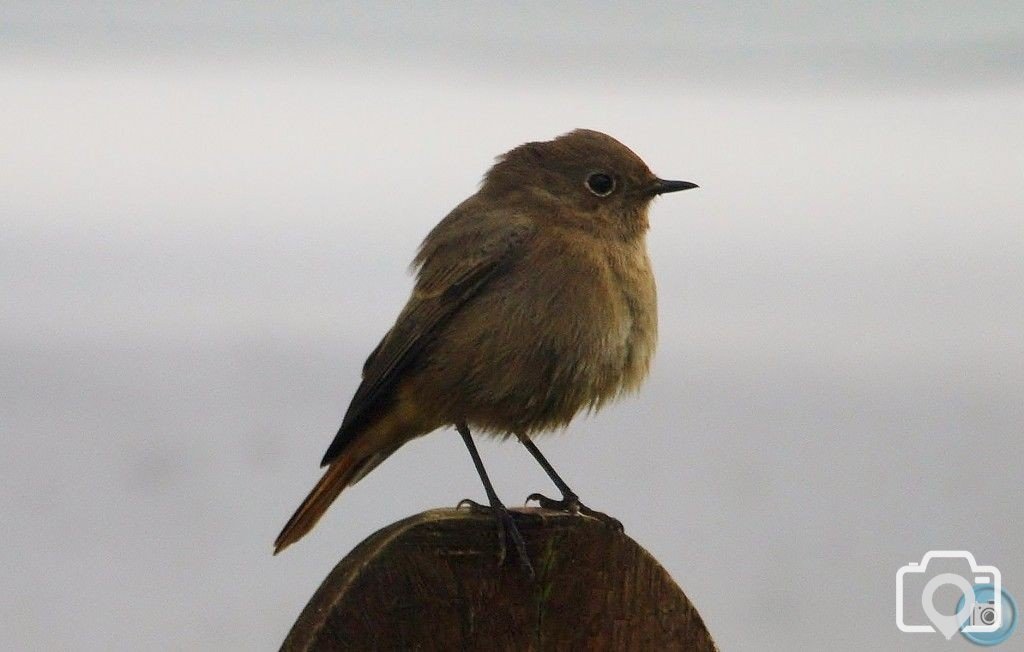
[282,508,717,651]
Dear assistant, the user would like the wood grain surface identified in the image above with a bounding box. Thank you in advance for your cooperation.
[281,508,716,651]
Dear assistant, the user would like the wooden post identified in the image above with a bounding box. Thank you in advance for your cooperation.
[282,508,717,651]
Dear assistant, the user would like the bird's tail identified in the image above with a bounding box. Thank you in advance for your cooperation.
[273,455,363,555]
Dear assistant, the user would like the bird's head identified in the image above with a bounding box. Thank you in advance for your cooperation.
[481,129,696,239]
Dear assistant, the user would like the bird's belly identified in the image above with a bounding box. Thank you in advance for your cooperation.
[424,240,656,436]
[487,278,654,433]
[583,289,655,403]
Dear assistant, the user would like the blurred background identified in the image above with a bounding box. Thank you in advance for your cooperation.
[2,3,1022,650]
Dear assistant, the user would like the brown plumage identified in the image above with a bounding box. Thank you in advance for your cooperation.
[274,129,696,555]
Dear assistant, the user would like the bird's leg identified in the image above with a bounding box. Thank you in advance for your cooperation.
[517,433,624,532]
[455,422,534,577]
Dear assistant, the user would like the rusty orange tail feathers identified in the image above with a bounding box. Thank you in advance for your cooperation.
[273,456,360,555]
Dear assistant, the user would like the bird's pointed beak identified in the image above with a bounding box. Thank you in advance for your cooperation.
[652,178,699,195]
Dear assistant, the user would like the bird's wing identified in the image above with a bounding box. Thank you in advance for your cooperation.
[320,214,535,466]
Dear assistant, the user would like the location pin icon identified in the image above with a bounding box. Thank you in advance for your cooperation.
[922,573,976,639]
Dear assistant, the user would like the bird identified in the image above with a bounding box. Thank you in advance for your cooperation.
[274,129,697,573]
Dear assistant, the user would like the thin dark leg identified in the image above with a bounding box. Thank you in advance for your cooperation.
[456,422,533,576]
[518,433,624,532]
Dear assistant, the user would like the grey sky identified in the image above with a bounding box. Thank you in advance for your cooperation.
[2,4,1023,651]
[4,3,1024,90]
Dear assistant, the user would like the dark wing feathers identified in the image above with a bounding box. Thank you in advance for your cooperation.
[320,215,534,466]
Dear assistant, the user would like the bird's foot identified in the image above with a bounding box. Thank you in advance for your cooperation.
[457,498,534,578]
[526,491,624,532]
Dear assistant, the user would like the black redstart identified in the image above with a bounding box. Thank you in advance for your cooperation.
[274,129,697,572]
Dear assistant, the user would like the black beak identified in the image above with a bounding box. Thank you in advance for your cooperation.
[652,178,699,195]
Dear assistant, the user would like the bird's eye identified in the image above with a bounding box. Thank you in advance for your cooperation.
[585,172,615,197]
